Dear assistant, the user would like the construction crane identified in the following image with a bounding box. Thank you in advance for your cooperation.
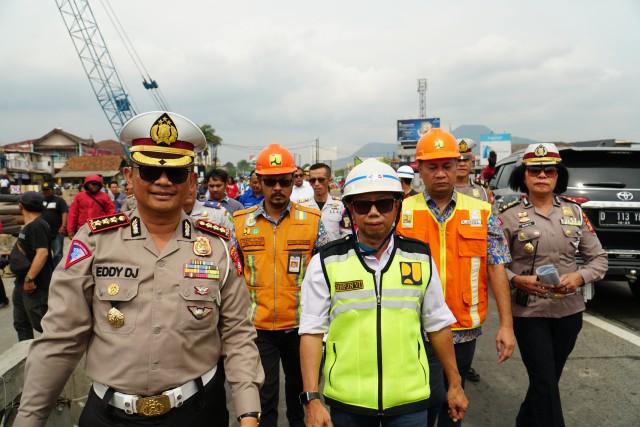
[56,0,135,137]
[55,0,170,137]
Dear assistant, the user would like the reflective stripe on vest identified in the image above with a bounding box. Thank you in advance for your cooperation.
[398,193,490,330]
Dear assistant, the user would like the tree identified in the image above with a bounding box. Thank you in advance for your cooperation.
[199,124,223,164]
[223,161,237,177]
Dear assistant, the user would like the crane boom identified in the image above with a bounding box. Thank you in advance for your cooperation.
[55,0,135,137]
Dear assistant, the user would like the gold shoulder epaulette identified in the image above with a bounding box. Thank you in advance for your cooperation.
[196,219,231,240]
[498,199,521,213]
[88,213,130,234]
[558,195,580,205]
[473,177,490,188]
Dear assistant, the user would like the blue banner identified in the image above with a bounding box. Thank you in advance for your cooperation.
[397,118,441,142]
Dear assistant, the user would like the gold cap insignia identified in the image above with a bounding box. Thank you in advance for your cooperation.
[459,141,468,152]
[150,113,178,146]
[534,144,548,157]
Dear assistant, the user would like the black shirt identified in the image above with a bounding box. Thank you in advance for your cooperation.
[41,195,69,237]
[16,217,53,288]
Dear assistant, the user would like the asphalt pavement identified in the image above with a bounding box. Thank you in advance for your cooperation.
[2,269,639,426]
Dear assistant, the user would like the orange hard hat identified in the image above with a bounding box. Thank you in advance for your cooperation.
[255,144,297,175]
[415,128,460,161]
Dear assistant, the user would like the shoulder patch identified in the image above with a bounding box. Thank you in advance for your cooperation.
[196,219,230,240]
[558,195,580,205]
[204,200,223,209]
[473,177,490,188]
[88,213,130,234]
[65,240,92,269]
[499,199,522,213]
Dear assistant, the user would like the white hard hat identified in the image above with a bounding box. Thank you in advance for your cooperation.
[343,159,403,201]
[396,165,415,179]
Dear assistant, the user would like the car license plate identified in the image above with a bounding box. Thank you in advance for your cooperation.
[599,210,640,227]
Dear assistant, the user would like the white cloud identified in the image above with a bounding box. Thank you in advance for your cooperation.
[1,0,639,162]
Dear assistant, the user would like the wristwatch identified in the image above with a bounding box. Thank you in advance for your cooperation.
[237,412,261,423]
[24,277,34,283]
[299,391,321,405]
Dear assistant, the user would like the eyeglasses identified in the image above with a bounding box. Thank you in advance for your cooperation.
[309,177,327,184]
[134,165,191,184]
[350,199,396,215]
[261,177,293,188]
[526,166,558,178]
[293,174,304,178]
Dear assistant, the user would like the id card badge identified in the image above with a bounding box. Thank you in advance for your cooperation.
[287,252,302,274]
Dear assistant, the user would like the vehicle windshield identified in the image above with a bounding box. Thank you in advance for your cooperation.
[563,150,640,188]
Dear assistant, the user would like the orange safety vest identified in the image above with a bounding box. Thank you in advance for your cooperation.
[234,203,321,330]
[397,193,490,330]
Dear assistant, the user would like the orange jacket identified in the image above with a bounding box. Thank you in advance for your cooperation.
[234,203,321,330]
[397,193,490,330]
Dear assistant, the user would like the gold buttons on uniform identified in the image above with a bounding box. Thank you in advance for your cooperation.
[524,242,535,254]
[108,284,120,296]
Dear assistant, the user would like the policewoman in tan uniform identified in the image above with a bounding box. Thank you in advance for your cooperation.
[14,112,263,427]
[498,143,607,427]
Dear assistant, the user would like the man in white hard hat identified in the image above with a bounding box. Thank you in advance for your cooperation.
[397,165,419,198]
[299,158,467,427]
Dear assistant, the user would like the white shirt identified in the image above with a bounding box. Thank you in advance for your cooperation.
[290,182,314,203]
[299,236,455,335]
[298,196,350,242]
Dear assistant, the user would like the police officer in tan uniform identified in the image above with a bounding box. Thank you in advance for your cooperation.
[498,143,607,427]
[14,112,263,427]
[454,138,496,210]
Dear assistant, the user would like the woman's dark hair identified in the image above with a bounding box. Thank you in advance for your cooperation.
[508,163,569,194]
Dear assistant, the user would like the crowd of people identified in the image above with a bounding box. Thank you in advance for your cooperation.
[4,111,607,427]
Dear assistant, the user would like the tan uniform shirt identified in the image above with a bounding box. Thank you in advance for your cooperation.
[498,196,608,318]
[455,178,497,214]
[14,209,263,427]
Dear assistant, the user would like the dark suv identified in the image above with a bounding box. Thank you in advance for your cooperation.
[489,144,640,298]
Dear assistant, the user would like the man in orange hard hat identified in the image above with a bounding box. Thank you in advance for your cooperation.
[234,143,329,427]
[397,128,515,427]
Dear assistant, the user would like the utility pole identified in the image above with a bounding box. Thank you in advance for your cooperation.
[417,78,428,118]
[315,137,320,164]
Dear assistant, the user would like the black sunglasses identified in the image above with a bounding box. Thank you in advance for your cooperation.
[526,166,558,178]
[309,177,327,184]
[350,199,396,215]
[134,165,191,184]
[261,177,293,188]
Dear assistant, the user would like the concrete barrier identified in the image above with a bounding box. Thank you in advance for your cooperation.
[0,340,91,426]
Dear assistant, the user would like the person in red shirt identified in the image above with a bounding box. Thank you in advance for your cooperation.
[67,174,115,239]
[227,176,240,199]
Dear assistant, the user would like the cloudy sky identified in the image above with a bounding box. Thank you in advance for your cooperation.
[1,0,638,164]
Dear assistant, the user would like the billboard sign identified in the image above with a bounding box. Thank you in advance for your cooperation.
[479,133,512,165]
[397,118,441,142]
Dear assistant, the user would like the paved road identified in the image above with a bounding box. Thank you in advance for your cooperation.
[3,271,640,426]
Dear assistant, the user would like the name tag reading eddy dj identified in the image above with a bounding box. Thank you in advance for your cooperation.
[95,265,139,278]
